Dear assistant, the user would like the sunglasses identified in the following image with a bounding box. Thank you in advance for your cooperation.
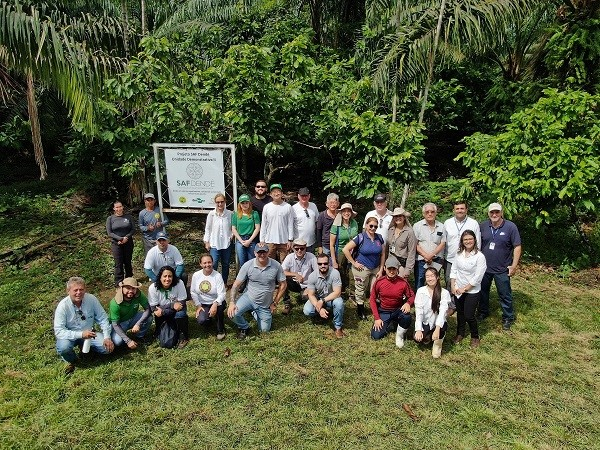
[304,209,310,218]
[75,309,86,321]
[317,262,329,266]
[293,247,306,251]
[368,224,378,229]
[255,185,267,188]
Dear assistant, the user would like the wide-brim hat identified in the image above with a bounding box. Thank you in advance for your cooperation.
[391,207,411,218]
[338,203,358,218]
[115,277,142,304]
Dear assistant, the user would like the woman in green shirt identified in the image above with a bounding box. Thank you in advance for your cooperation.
[330,203,359,296]
[232,194,261,268]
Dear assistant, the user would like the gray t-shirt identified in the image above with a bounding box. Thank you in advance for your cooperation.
[306,268,342,300]
[236,258,285,307]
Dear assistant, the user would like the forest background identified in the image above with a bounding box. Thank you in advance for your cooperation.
[0,1,599,448]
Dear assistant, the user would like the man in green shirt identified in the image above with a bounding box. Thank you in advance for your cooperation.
[109,277,153,348]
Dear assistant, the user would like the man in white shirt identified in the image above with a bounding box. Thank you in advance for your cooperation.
[190,254,227,340]
[362,193,393,244]
[144,232,188,289]
[281,239,319,315]
[260,183,294,263]
[292,187,319,254]
[443,201,481,313]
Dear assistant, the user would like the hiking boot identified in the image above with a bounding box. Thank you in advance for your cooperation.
[335,328,345,339]
[470,337,481,348]
[237,328,250,340]
[356,304,367,320]
[64,363,75,375]
[453,335,464,344]
[282,304,292,315]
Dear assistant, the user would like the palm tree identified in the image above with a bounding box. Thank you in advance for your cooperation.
[0,1,126,179]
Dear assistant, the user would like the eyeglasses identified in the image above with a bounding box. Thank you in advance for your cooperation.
[75,309,86,321]
[255,185,267,188]
[317,262,329,266]
[424,210,436,214]
[293,247,306,251]
[304,209,310,218]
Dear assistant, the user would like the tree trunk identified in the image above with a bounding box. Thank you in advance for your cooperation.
[141,0,147,35]
[26,72,47,180]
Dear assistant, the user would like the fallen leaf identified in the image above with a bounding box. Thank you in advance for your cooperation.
[224,347,231,357]
[402,403,419,421]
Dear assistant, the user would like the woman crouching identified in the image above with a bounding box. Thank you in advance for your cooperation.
[414,267,450,358]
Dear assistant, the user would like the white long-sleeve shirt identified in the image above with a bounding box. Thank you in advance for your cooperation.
[414,286,451,331]
[204,209,233,250]
[260,201,294,244]
[190,269,226,306]
[450,250,487,294]
[443,216,481,263]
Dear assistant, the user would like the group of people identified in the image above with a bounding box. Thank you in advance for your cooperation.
[55,182,521,373]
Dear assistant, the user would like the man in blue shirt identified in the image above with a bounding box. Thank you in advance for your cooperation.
[479,203,522,330]
[139,193,170,255]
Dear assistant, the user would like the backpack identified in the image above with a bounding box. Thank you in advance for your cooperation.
[351,232,383,260]
[158,318,179,349]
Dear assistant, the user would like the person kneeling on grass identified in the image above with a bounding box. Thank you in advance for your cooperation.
[54,277,114,375]
[414,267,450,358]
[227,242,286,339]
[370,256,415,348]
[303,253,345,338]
[190,254,227,341]
[109,277,153,349]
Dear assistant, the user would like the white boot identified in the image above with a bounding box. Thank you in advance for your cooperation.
[395,326,407,349]
[432,337,444,358]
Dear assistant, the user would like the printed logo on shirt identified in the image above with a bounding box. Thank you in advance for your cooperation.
[154,213,160,219]
[200,280,212,293]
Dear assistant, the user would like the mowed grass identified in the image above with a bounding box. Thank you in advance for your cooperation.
[0,183,599,449]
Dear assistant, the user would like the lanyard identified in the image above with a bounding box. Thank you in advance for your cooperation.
[454,218,467,236]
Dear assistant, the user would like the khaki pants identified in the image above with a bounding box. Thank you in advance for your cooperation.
[351,266,379,305]
[268,243,289,263]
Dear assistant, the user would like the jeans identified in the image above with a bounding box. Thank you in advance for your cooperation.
[235,238,256,269]
[231,293,273,332]
[56,334,109,363]
[303,297,345,330]
[210,244,233,286]
[480,271,514,322]
[111,239,134,286]
[415,260,427,291]
[111,311,153,346]
[196,302,226,334]
[371,308,412,340]
[456,292,479,338]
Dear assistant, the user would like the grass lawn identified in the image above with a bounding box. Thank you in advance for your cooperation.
[0,181,599,449]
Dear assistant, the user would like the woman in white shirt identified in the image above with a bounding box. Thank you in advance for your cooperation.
[450,229,487,348]
[204,193,233,286]
[414,267,450,358]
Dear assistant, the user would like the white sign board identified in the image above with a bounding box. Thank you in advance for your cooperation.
[163,147,225,208]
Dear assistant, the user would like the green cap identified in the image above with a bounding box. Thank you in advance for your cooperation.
[239,194,250,202]
[270,183,282,191]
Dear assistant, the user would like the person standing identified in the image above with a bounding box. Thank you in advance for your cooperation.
[138,193,170,255]
[363,193,393,244]
[386,207,417,279]
[231,194,261,268]
[479,202,522,330]
[303,253,346,338]
[450,230,486,348]
[260,183,294,263]
[329,203,359,296]
[413,202,445,290]
[292,187,319,254]
[250,179,272,217]
[54,277,114,374]
[316,193,339,255]
[106,200,135,286]
[227,243,287,338]
[370,257,415,348]
[204,193,233,286]
[190,254,227,340]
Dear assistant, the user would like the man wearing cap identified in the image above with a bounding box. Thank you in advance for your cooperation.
[443,200,481,314]
[109,277,153,348]
[139,193,170,255]
[303,253,346,338]
[54,277,114,374]
[413,202,446,290]
[228,242,287,338]
[479,202,522,330]
[260,183,295,263]
[191,254,227,340]
[292,187,319,254]
[363,193,393,244]
[316,193,340,255]
[280,238,319,314]
[370,256,415,348]
[144,232,188,288]
[250,179,272,217]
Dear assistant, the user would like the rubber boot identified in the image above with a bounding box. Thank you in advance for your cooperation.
[356,303,367,320]
[432,337,444,358]
[395,326,408,348]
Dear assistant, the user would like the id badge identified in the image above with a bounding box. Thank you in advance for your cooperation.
[489,242,495,250]
[390,244,396,254]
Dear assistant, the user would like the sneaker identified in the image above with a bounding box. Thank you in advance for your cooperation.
[453,335,464,344]
[216,333,226,341]
[335,328,344,339]
[177,339,189,349]
[282,304,291,315]
[64,363,75,375]
[470,337,481,348]
[237,328,249,340]
[502,320,514,331]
